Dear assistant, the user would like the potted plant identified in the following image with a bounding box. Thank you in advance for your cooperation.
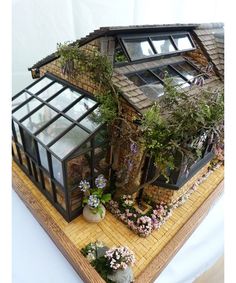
[79,174,111,222]
[105,246,135,283]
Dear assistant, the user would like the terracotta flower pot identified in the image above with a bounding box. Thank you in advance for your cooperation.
[83,204,106,223]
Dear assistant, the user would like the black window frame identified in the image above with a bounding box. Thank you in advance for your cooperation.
[117,31,196,64]
[12,73,112,222]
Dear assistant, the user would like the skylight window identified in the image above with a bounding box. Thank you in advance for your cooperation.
[123,38,155,60]
[151,36,176,54]
[126,60,201,100]
[119,32,195,62]
[172,34,193,50]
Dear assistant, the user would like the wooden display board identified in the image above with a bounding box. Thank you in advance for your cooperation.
[12,161,224,283]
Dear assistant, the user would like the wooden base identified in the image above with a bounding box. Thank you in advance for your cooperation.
[12,161,224,283]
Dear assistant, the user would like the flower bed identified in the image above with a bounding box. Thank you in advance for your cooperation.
[107,162,222,237]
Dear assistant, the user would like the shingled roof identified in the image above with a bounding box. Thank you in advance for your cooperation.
[29,23,198,70]
[193,23,224,79]
[29,23,224,114]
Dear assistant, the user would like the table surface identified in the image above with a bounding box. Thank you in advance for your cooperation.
[12,190,223,283]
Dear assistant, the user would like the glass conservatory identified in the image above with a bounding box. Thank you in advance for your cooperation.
[12,74,112,221]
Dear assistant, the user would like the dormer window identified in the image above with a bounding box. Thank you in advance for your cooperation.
[118,32,195,63]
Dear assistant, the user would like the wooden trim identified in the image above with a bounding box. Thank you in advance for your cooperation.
[12,164,105,283]
[136,180,224,283]
[12,161,223,283]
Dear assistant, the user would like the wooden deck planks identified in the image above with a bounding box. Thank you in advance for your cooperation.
[12,161,224,282]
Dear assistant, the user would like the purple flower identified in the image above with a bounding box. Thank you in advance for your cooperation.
[95,174,107,189]
[88,195,100,208]
[79,180,90,192]
[130,142,138,154]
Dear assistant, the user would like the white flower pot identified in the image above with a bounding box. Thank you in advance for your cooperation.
[83,204,106,223]
[107,266,134,283]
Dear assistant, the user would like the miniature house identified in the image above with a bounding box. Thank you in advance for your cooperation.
[12,23,224,222]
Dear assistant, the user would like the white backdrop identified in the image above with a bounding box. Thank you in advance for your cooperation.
[12,1,224,282]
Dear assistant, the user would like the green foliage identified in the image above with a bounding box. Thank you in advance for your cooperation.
[141,76,224,179]
[57,42,118,124]
[92,257,114,283]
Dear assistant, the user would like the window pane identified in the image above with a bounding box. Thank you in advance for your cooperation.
[153,67,189,88]
[94,126,108,146]
[12,92,31,110]
[22,105,57,133]
[13,121,23,145]
[38,142,49,171]
[12,141,18,160]
[19,147,29,171]
[67,152,91,190]
[51,155,64,185]
[37,117,72,145]
[65,97,97,120]
[48,88,81,111]
[79,108,101,132]
[151,36,176,54]
[127,74,146,86]
[172,62,198,81]
[50,126,89,159]
[27,77,53,94]
[70,189,83,212]
[94,145,110,174]
[42,171,53,195]
[173,35,193,50]
[139,71,160,84]
[37,82,64,100]
[140,84,164,100]
[12,98,41,120]
[22,129,37,159]
[123,39,154,60]
[55,184,66,210]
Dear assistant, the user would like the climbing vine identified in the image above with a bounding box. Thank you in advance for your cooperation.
[57,42,118,123]
[57,42,224,191]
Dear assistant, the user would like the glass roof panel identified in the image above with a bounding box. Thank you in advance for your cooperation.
[139,71,160,84]
[65,97,97,120]
[27,77,53,94]
[127,74,146,86]
[140,83,164,101]
[12,98,41,120]
[173,35,193,50]
[156,66,189,87]
[22,105,57,133]
[37,82,64,100]
[79,108,101,132]
[172,62,198,81]
[123,38,154,60]
[48,88,81,111]
[12,92,31,110]
[50,125,90,159]
[151,36,176,54]
[37,116,73,145]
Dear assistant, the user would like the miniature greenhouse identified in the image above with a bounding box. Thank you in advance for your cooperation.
[12,23,224,224]
[12,74,111,221]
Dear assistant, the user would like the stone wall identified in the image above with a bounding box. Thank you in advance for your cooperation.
[143,162,210,204]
